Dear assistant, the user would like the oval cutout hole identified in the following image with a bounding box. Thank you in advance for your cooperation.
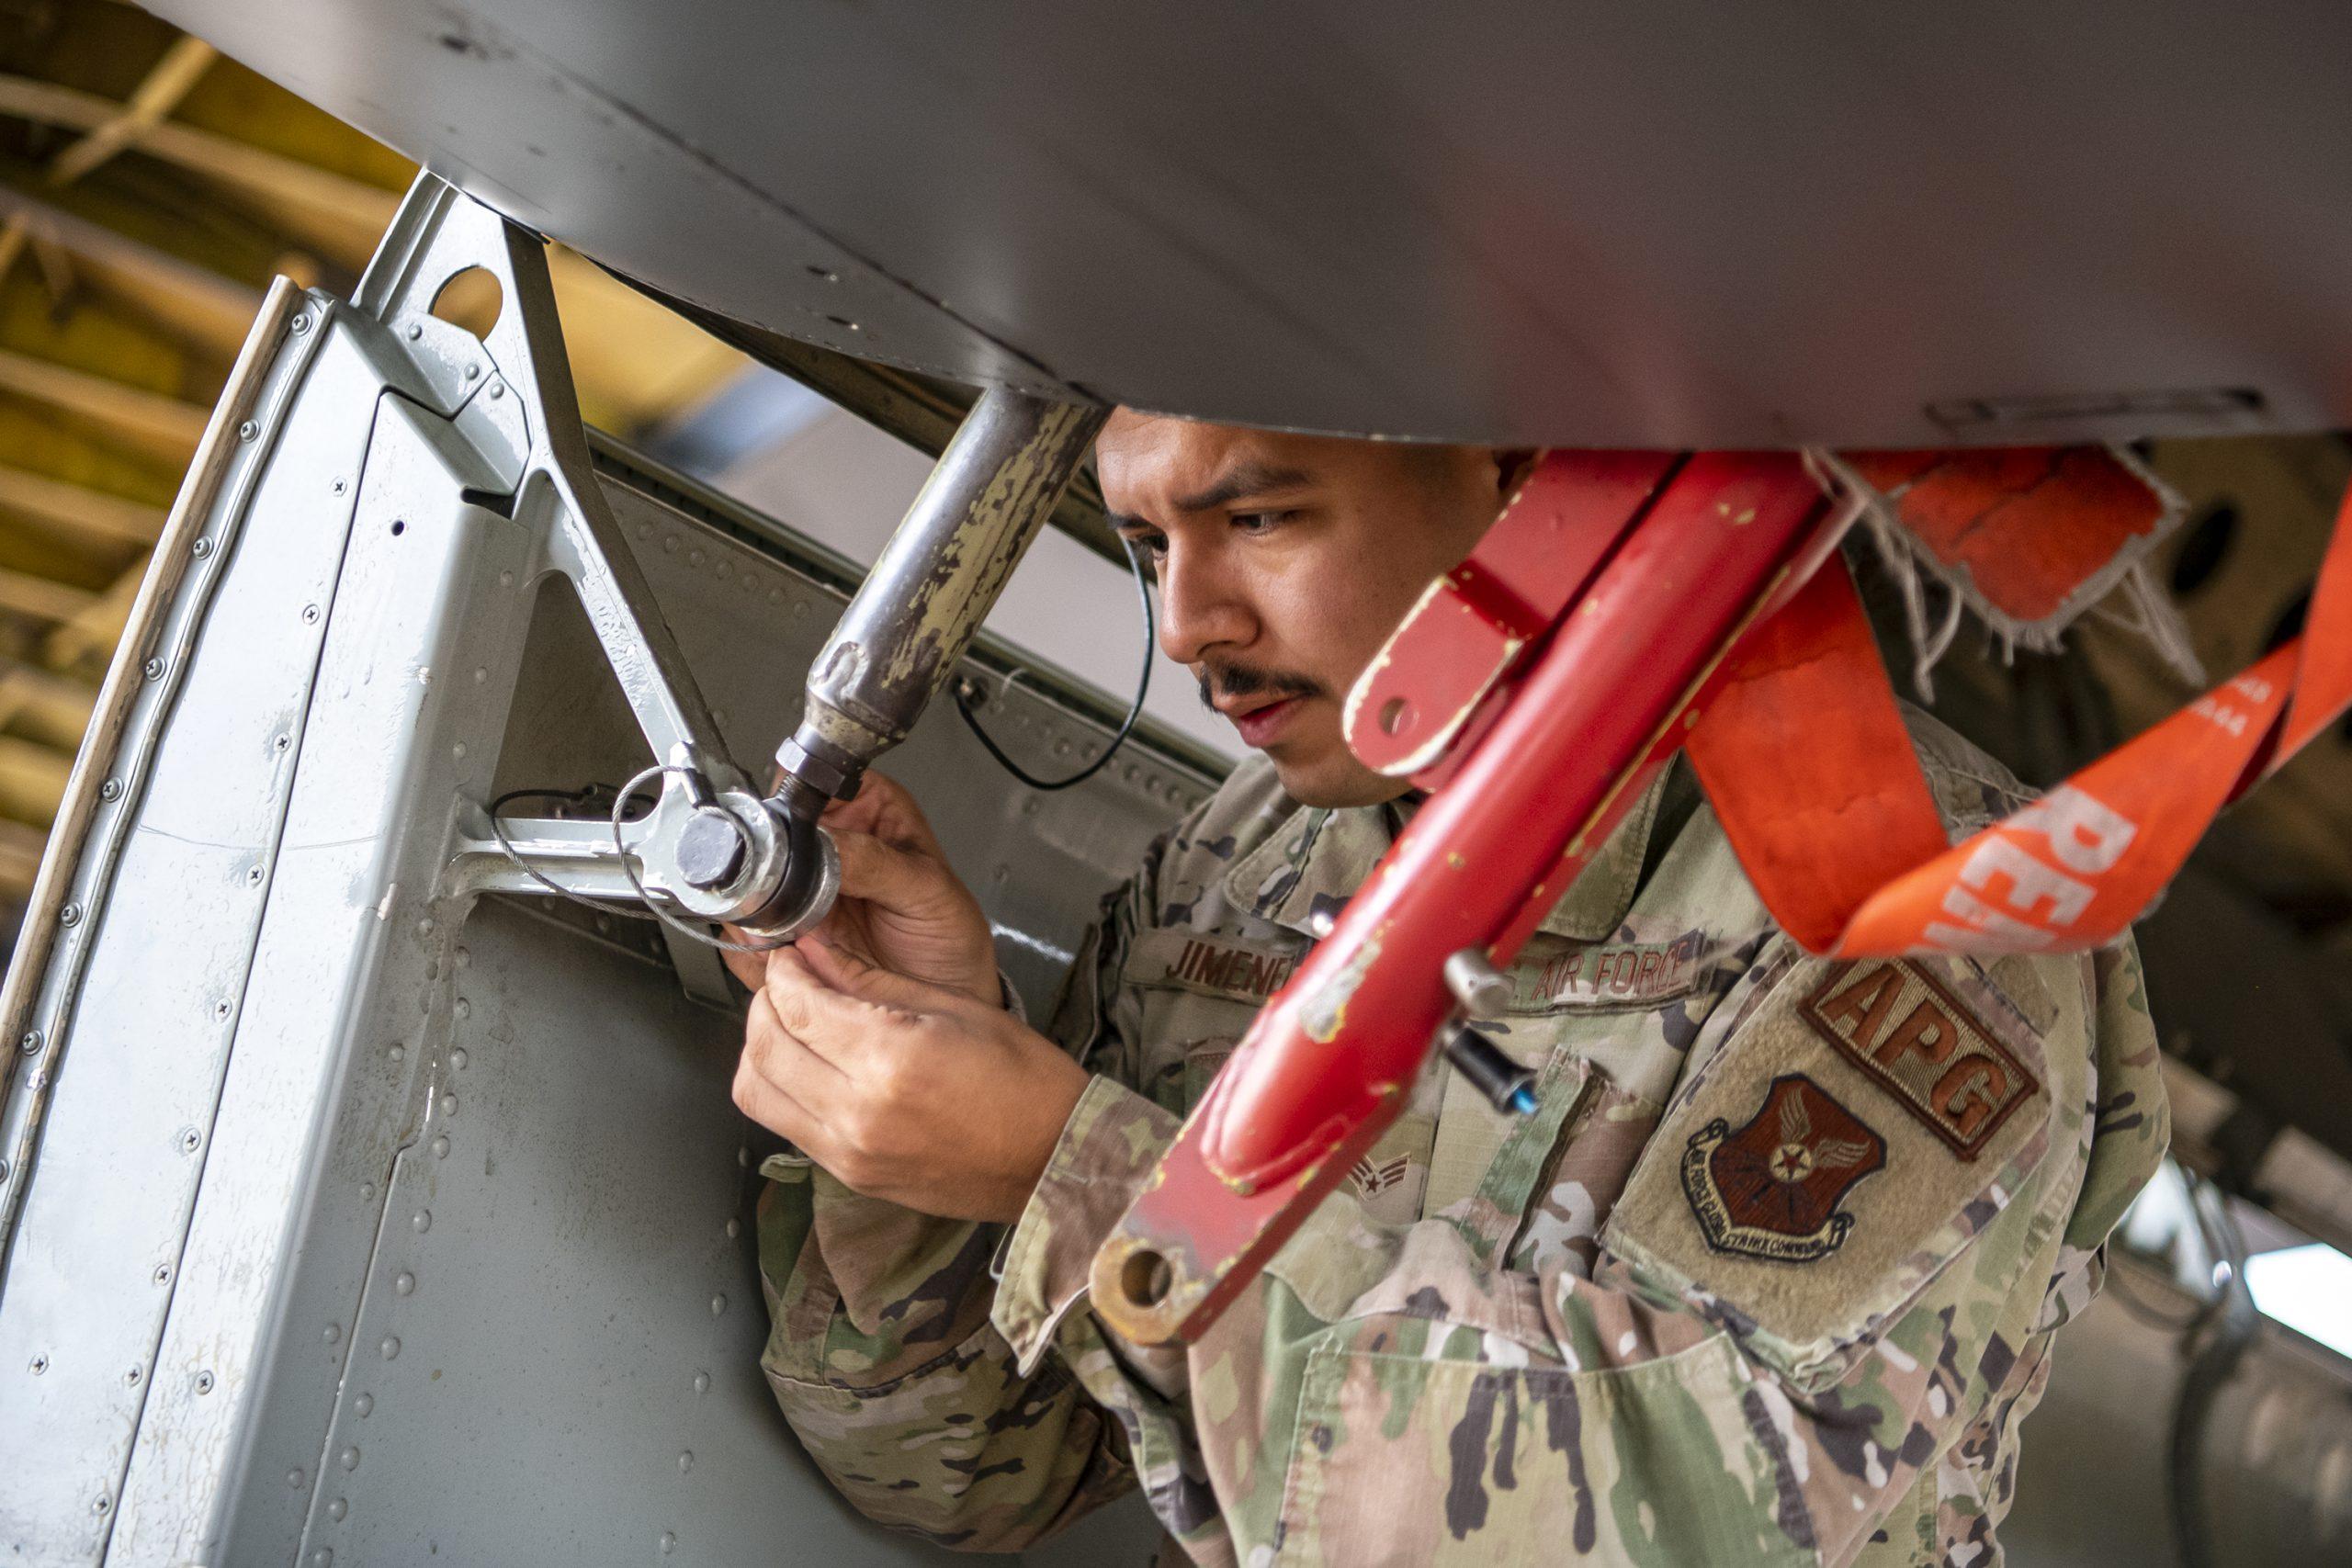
[1378,695,1411,736]
[429,265,503,338]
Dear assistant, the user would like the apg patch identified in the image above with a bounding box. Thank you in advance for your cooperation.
[1800,960,2040,1159]
[1681,1075,1886,1263]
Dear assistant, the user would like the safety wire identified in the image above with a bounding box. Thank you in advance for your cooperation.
[484,774,778,954]
[954,530,1154,790]
[485,784,662,921]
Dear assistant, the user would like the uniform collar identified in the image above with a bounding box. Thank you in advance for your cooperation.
[1220,767,1673,943]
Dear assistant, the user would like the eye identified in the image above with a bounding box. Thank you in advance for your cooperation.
[1230,510,1295,536]
[1117,527,1168,563]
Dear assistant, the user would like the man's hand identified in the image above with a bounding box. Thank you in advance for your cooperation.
[724,771,998,1005]
[731,936,1091,1223]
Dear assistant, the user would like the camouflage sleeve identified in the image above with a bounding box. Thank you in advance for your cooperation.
[747,842,1173,1552]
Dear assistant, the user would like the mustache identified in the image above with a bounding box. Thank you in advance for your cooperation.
[1197,661,1323,710]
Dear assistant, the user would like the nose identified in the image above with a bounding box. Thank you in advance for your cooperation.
[1155,534,1255,669]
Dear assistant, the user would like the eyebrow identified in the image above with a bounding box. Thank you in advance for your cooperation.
[1107,460,1316,533]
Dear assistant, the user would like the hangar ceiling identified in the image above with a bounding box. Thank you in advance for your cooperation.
[0,0,748,920]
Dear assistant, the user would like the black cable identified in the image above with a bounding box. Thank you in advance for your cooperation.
[485,784,663,920]
[955,531,1154,790]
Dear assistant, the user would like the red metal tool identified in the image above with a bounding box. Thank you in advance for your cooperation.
[1091,451,1840,1344]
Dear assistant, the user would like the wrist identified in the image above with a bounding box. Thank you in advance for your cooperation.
[986,1050,1091,1223]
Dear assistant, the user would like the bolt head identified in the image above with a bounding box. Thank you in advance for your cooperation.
[675,809,751,891]
[291,313,311,334]
[237,420,258,442]
[301,604,320,625]
[58,904,80,927]
[18,1030,40,1054]
[195,1371,215,1394]
[142,657,164,681]
[100,777,121,801]
[192,537,213,558]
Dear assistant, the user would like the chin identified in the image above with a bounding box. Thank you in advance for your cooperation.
[1265,748,1411,810]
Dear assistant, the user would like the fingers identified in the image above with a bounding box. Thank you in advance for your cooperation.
[732,987,831,1142]
[829,829,960,919]
[719,933,766,991]
[758,943,915,1068]
[793,932,948,1011]
[820,772,947,860]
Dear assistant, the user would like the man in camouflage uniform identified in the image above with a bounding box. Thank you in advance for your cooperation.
[724,414,2168,1566]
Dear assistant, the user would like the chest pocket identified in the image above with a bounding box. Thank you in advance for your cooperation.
[1598,948,2068,1393]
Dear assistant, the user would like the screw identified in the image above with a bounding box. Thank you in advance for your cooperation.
[237,420,258,442]
[100,777,122,801]
[213,1000,232,1021]
[91,1495,109,1517]
[274,733,290,753]
[291,313,312,334]
[153,1264,170,1285]
[142,657,165,681]
[301,604,320,625]
[246,866,265,887]
[195,1370,215,1394]
[406,321,424,341]
[124,1365,141,1387]
[29,1353,48,1374]
[19,1030,40,1054]
[192,537,213,558]
[59,903,81,927]
[178,1127,201,1154]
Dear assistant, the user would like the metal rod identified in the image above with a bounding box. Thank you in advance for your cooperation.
[772,387,1107,814]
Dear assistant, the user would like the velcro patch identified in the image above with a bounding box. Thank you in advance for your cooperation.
[1681,1075,1886,1264]
[1800,960,2040,1159]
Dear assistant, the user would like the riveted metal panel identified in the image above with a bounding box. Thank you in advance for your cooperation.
[5,329,1192,1562]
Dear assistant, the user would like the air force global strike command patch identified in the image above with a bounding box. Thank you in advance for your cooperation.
[1681,1075,1886,1262]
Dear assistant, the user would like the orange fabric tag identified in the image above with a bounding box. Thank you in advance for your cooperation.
[1842,446,2177,627]
[1691,477,2352,958]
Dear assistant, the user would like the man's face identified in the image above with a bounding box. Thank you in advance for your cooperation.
[1096,412,1521,807]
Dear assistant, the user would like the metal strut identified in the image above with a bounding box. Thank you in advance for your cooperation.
[375,175,1102,943]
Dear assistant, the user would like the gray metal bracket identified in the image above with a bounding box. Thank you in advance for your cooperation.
[354,176,779,926]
